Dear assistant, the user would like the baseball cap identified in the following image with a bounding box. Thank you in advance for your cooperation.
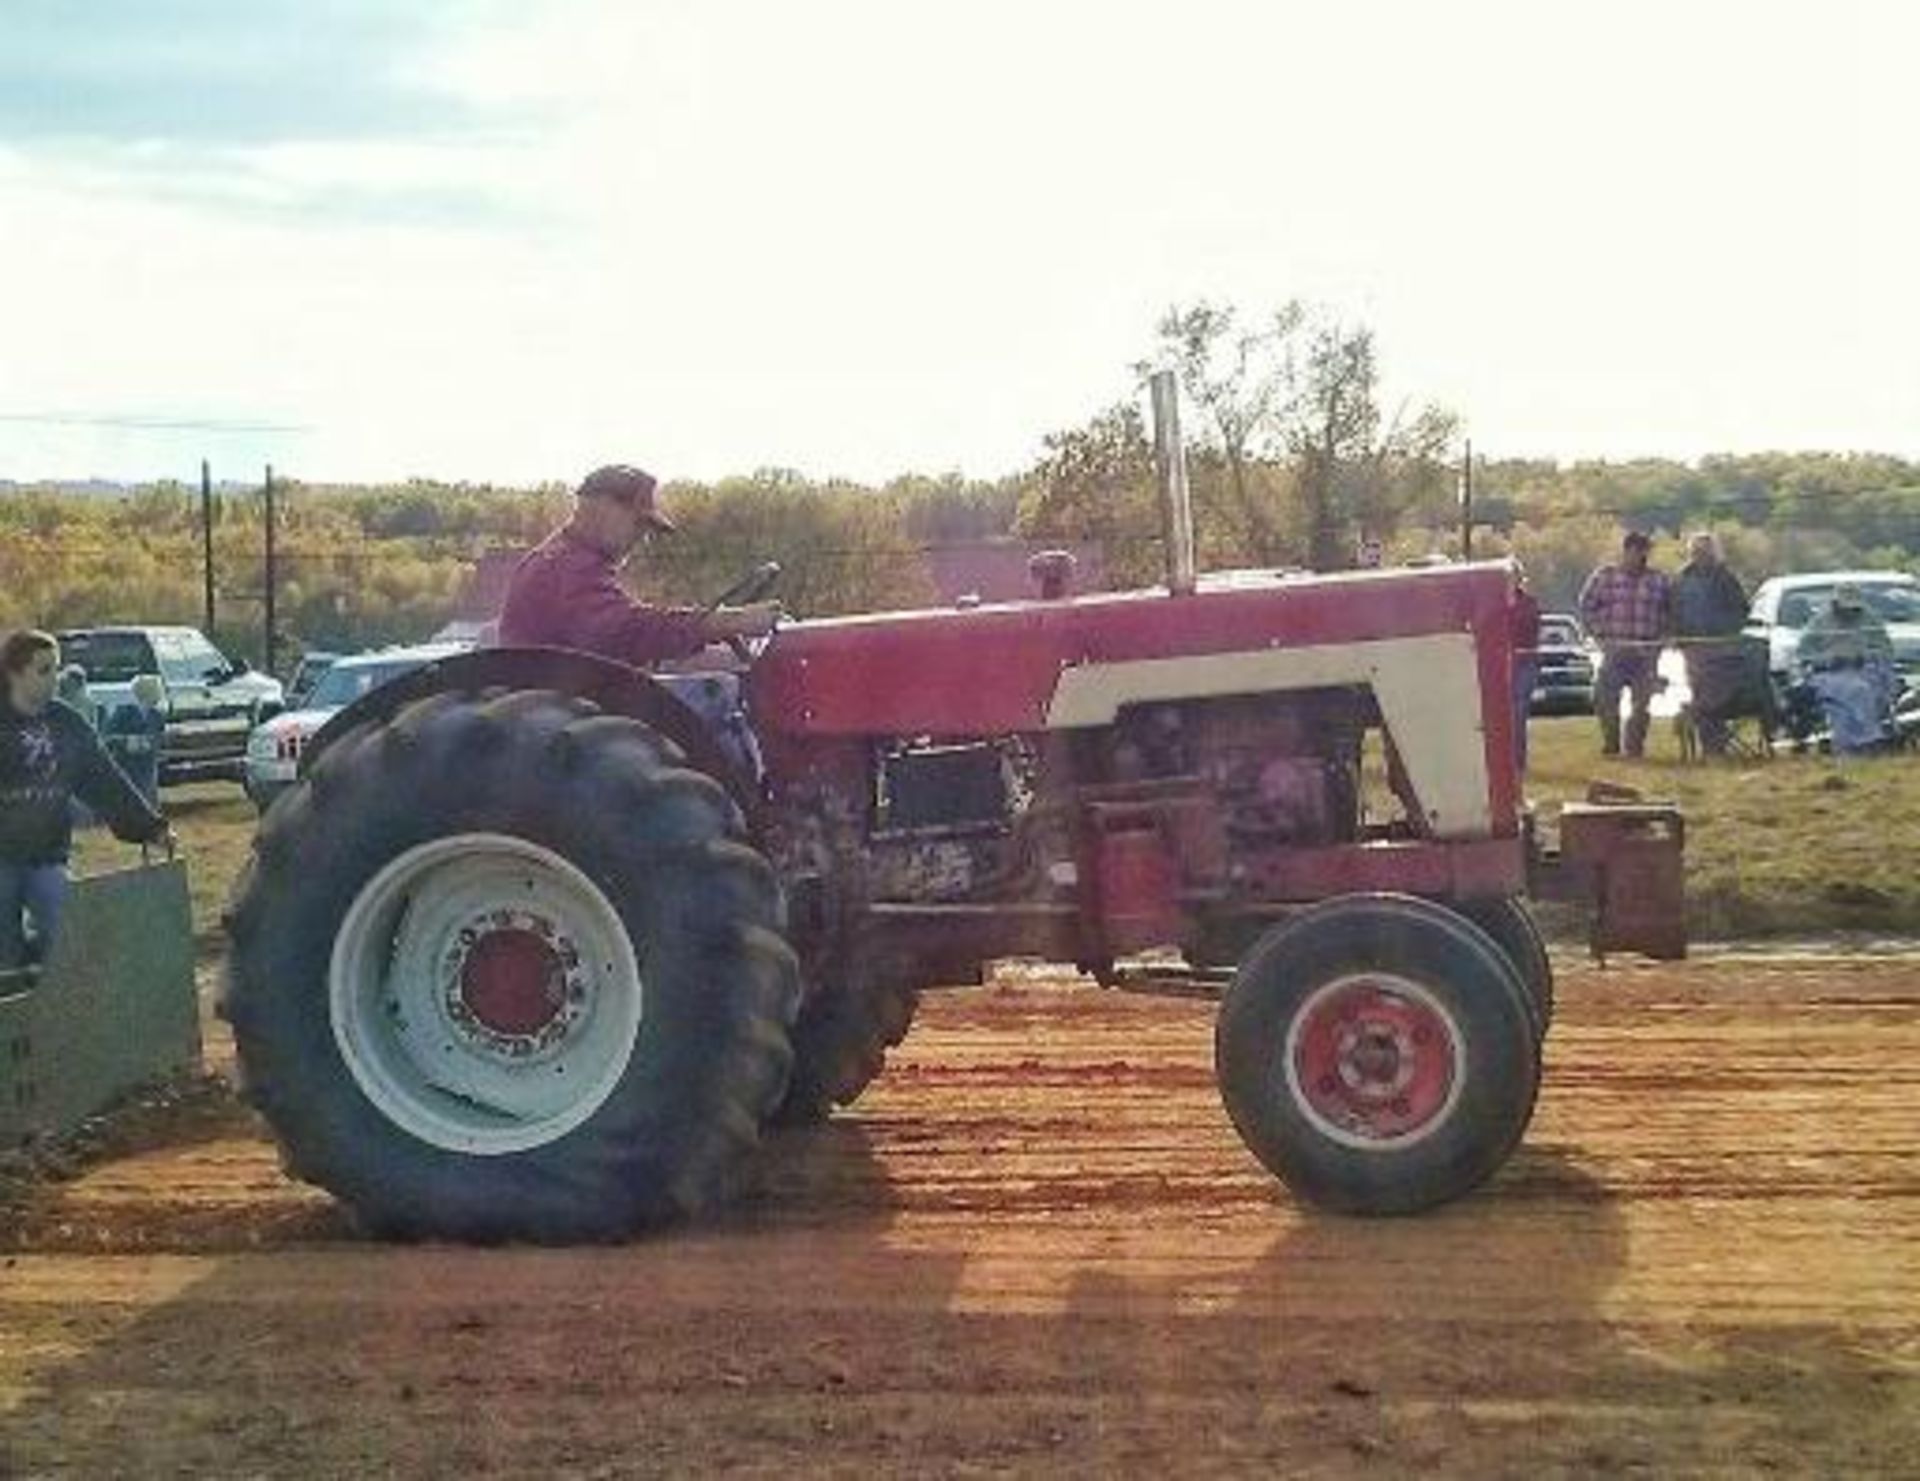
[577,464,675,532]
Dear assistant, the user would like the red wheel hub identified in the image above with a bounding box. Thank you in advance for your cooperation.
[458,928,565,1038]
[1290,977,1459,1145]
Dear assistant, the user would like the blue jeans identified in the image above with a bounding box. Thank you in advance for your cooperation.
[1810,663,1897,754]
[0,863,69,970]
[1597,647,1660,756]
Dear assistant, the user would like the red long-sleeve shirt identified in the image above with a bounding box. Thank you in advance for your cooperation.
[497,530,710,668]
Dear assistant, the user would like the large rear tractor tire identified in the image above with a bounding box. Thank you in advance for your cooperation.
[773,957,921,1127]
[221,689,800,1243]
[1216,893,1540,1216]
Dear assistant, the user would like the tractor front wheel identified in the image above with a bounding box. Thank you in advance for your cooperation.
[1454,895,1554,1041]
[1216,893,1540,1216]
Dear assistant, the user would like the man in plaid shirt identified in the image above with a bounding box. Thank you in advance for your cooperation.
[1579,531,1671,756]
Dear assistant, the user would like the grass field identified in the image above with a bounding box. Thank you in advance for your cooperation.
[1524,713,1912,938]
[69,713,1914,946]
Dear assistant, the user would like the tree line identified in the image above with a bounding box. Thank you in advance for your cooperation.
[4,299,1916,665]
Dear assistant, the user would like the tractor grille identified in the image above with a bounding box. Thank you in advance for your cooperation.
[877,744,1011,835]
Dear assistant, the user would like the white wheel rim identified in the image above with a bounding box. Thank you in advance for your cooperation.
[1281,972,1468,1152]
[328,833,643,1156]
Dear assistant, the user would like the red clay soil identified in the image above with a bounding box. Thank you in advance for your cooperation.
[3,956,1916,1476]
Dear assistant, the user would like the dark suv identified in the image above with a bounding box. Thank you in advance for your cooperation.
[58,626,285,786]
[1529,612,1598,714]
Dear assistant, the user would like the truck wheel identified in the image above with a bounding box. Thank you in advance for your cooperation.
[772,964,920,1126]
[1454,896,1554,1041]
[222,689,800,1243]
[1216,893,1540,1216]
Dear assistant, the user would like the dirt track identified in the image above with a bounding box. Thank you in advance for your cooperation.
[3,956,1917,1476]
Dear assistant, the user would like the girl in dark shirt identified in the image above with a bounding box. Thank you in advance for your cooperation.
[0,630,172,969]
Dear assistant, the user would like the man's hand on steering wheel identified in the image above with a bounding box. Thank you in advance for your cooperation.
[706,561,781,611]
[703,562,783,660]
[708,601,780,642]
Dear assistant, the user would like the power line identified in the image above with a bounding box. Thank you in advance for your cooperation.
[0,412,311,434]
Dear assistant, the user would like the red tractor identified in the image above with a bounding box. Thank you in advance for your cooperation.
[223,386,1684,1242]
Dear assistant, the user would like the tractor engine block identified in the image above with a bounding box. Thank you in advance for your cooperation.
[1184,695,1364,854]
[868,740,1027,903]
[1102,694,1363,859]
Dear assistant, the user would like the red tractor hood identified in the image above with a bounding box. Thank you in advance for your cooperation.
[748,562,1518,738]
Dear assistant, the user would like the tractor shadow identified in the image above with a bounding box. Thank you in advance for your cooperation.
[3,1130,1913,1473]
[716,1116,911,1232]
[1042,1144,1914,1472]
[0,1118,976,1474]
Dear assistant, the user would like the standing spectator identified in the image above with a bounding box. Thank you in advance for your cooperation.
[1510,569,1543,775]
[57,664,99,828]
[1,630,172,971]
[1578,531,1672,757]
[104,673,168,807]
[56,665,96,729]
[1671,531,1751,756]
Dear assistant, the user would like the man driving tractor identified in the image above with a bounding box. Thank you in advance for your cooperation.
[499,464,780,665]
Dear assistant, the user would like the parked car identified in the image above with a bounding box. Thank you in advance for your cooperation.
[1748,571,1920,682]
[244,642,468,810]
[59,626,284,786]
[1529,612,1597,714]
[285,651,342,709]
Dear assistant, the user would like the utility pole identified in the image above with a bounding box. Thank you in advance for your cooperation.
[200,459,216,635]
[1460,438,1475,561]
[263,464,278,676]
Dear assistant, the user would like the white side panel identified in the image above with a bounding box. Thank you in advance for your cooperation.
[1043,634,1492,838]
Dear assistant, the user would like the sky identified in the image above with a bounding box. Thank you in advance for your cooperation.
[1,0,1915,485]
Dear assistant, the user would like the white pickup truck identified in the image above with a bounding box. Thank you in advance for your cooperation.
[59,626,285,787]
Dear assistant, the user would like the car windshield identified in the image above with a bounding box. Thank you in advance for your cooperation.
[1539,617,1584,647]
[1778,583,1920,627]
[306,660,422,709]
[57,632,153,683]
[289,657,336,692]
[153,630,230,685]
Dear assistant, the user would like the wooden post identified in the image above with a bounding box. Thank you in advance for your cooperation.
[263,464,277,675]
[200,459,216,635]
[1460,438,1475,561]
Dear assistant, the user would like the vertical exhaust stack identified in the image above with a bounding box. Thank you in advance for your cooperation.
[1149,369,1198,596]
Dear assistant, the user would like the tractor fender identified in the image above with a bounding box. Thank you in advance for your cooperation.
[299,647,764,828]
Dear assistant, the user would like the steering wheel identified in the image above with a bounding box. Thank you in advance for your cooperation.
[706,560,782,612]
[705,560,783,662]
